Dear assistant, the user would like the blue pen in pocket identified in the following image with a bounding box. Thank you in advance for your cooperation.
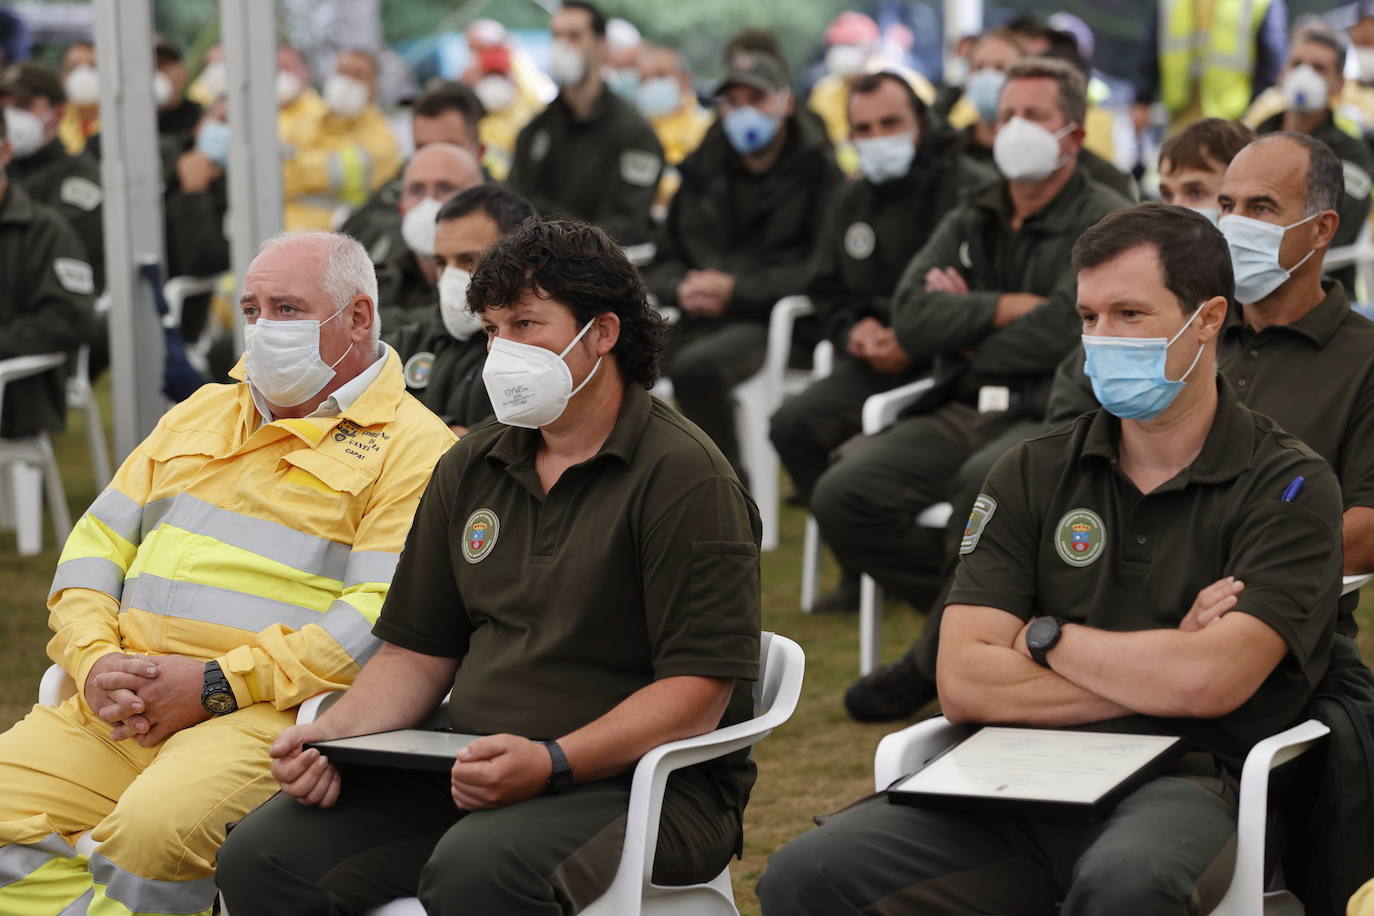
[1282,477,1305,502]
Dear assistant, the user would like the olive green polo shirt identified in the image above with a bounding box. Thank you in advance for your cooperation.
[374,382,762,817]
[949,380,1342,771]
[1221,280,1374,511]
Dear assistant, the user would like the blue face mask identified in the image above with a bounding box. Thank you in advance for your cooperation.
[965,68,1005,124]
[722,105,780,155]
[195,119,231,167]
[1082,305,1206,421]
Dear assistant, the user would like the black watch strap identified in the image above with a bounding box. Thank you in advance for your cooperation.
[1027,616,1065,669]
[542,740,574,793]
[201,660,238,716]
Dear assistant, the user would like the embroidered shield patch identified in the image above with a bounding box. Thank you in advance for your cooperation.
[1055,508,1105,567]
[844,221,876,260]
[403,352,435,389]
[462,508,500,564]
[959,494,997,555]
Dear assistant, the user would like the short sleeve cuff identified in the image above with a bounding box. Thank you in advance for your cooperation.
[944,588,1035,622]
[371,619,467,659]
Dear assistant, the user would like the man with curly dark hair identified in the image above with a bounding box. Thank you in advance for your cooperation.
[217,218,764,915]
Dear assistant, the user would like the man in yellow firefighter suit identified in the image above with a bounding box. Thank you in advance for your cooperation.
[0,231,456,916]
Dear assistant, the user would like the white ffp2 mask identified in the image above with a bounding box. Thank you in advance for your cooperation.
[993,116,1074,182]
[482,319,602,428]
[401,197,444,258]
[244,306,354,408]
[438,267,484,341]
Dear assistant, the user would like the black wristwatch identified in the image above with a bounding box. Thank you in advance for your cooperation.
[201,660,238,716]
[542,740,574,793]
[1026,617,1066,669]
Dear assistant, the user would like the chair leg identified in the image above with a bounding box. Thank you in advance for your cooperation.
[801,516,821,612]
[85,398,112,488]
[38,434,71,545]
[859,575,882,675]
[11,461,44,556]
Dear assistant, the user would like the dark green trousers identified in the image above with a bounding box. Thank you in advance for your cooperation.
[758,757,1238,916]
[769,356,922,505]
[215,763,738,916]
[666,319,768,480]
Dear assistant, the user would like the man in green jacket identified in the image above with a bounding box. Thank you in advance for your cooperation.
[770,70,993,547]
[645,51,842,478]
[811,58,1127,619]
[0,109,96,437]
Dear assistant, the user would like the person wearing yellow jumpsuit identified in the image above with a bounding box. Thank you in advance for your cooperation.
[0,231,456,916]
[281,50,402,232]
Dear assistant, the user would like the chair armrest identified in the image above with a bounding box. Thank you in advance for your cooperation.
[762,296,815,400]
[39,664,77,707]
[1209,718,1330,916]
[162,274,227,330]
[861,377,935,436]
[295,691,342,724]
[873,716,973,790]
[1342,574,1371,596]
[812,340,834,381]
[0,353,69,384]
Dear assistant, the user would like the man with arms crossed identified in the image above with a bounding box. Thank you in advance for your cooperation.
[759,204,1341,914]
[217,219,762,915]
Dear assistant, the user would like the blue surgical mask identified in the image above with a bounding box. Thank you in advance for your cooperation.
[965,68,1005,124]
[635,76,681,119]
[722,105,780,155]
[1219,212,1319,305]
[195,119,231,167]
[1082,305,1206,421]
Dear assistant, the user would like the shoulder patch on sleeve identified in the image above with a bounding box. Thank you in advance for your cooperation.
[959,494,997,555]
[53,257,95,295]
[620,150,662,187]
[59,176,103,211]
[1343,160,1371,201]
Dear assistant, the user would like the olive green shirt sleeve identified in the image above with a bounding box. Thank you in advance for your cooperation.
[967,269,1081,376]
[371,446,471,658]
[595,122,662,247]
[944,443,1040,621]
[0,211,95,359]
[1336,374,1374,510]
[640,474,761,682]
[891,207,1001,361]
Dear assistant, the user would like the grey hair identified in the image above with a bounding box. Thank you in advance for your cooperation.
[1251,132,1344,216]
[256,231,381,347]
[1003,56,1087,127]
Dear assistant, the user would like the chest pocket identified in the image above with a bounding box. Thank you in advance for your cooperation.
[139,425,231,499]
[272,449,375,541]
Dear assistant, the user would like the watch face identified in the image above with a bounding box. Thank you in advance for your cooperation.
[1026,617,1059,650]
[204,691,236,715]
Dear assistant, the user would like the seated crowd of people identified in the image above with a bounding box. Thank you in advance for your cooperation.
[3,1,1374,913]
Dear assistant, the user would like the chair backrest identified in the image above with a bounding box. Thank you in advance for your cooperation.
[751,631,805,732]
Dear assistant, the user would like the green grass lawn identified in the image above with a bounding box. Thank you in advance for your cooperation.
[2,379,1372,916]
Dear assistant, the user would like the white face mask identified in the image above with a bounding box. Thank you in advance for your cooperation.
[198,60,227,101]
[1281,64,1329,114]
[244,305,354,408]
[549,41,587,88]
[1187,205,1220,227]
[3,106,45,158]
[154,71,174,107]
[401,197,444,258]
[63,65,100,106]
[438,267,484,341]
[324,73,369,118]
[943,55,970,89]
[1220,211,1320,305]
[474,74,517,112]
[276,70,304,107]
[993,116,1074,182]
[825,44,868,77]
[482,319,602,428]
[854,130,917,184]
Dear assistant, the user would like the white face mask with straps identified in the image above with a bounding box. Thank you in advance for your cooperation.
[482,319,602,428]
[244,305,354,408]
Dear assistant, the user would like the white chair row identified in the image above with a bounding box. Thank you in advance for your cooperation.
[1325,219,1374,302]
[38,632,807,916]
[0,352,74,556]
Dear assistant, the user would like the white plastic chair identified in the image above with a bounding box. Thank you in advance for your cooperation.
[0,353,73,555]
[66,344,112,488]
[1324,220,1374,301]
[1342,573,1371,595]
[288,631,805,916]
[872,715,1330,916]
[163,274,229,377]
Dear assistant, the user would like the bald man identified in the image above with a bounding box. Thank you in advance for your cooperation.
[376,141,485,330]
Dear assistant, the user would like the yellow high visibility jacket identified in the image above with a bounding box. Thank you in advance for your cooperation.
[280,92,403,232]
[478,84,546,183]
[1159,0,1272,121]
[809,63,937,175]
[47,346,455,712]
[650,100,714,209]
[57,105,100,156]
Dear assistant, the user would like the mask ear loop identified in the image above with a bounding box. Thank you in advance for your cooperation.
[324,302,357,370]
[1167,303,1208,383]
[560,318,603,399]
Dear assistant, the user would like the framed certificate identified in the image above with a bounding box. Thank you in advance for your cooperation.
[887,727,1186,821]
[306,729,484,772]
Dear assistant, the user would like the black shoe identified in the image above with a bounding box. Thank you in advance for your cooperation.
[843,654,937,723]
[811,577,861,614]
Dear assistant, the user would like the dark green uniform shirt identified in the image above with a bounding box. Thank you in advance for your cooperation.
[376,247,436,332]
[508,87,662,246]
[950,379,1342,772]
[806,122,996,342]
[0,181,97,437]
[8,137,104,291]
[391,318,492,429]
[1257,111,1373,249]
[644,114,843,323]
[373,383,762,825]
[1047,281,1374,633]
[891,167,1129,418]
